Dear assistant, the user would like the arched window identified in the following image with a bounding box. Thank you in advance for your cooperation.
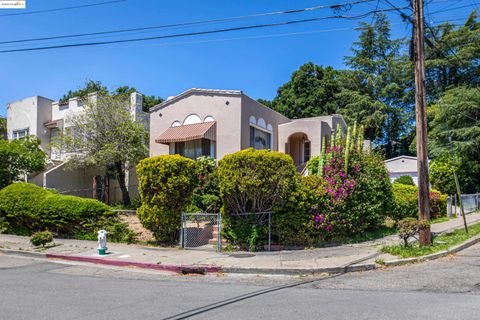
[171,121,181,127]
[266,124,273,132]
[183,114,202,125]
[204,115,215,122]
[249,116,256,125]
[257,118,266,129]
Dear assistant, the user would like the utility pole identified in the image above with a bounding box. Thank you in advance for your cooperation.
[412,0,431,246]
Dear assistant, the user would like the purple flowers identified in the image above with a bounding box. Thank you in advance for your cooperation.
[310,145,362,240]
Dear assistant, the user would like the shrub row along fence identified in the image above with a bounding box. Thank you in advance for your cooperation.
[180,212,273,252]
[447,193,480,217]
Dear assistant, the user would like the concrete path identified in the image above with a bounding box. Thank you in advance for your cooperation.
[431,212,480,233]
[1,212,479,275]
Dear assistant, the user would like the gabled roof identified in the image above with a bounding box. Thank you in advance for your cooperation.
[384,155,418,163]
[150,88,242,112]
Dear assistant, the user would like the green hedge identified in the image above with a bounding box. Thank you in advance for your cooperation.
[392,183,447,220]
[393,175,415,186]
[0,183,115,236]
[136,155,197,243]
[218,148,297,250]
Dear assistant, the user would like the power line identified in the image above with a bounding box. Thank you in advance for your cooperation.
[0,0,127,17]
[0,7,406,54]
[0,0,374,45]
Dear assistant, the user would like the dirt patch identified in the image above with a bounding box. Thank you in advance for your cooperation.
[120,213,155,242]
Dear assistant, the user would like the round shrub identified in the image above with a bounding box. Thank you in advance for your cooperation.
[136,155,197,243]
[218,148,297,250]
[0,183,51,233]
[30,230,53,247]
[394,175,415,186]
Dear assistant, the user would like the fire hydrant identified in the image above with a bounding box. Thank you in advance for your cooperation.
[97,230,108,255]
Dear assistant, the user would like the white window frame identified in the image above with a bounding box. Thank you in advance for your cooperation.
[12,128,29,140]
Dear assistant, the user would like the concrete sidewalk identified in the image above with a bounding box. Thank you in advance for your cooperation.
[1,212,479,275]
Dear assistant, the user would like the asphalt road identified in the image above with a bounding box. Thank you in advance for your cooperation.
[1,244,480,320]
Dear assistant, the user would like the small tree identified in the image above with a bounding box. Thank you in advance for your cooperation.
[397,218,430,247]
[0,136,46,189]
[59,93,148,205]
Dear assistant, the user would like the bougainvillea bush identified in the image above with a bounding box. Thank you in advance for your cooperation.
[305,124,394,243]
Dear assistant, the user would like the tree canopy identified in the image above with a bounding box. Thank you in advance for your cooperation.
[0,117,6,140]
[0,136,46,189]
[60,80,163,112]
[59,93,149,205]
[428,86,480,193]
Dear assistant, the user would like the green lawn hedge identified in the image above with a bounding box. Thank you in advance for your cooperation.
[0,182,116,237]
[392,183,447,220]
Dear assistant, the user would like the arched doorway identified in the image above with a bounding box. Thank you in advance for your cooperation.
[287,133,310,168]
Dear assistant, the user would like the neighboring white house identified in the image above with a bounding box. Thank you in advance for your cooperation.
[6,92,147,203]
[384,155,429,185]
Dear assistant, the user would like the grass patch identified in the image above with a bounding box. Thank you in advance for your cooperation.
[382,222,480,258]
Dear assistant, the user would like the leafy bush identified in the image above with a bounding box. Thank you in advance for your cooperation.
[394,175,415,186]
[191,157,221,213]
[0,136,46,189]
[30,231,53,247]
[392,183,448,220]
[218,149,297,250]
[136,155,197,243]
[0,183,118,237]
[307,149,393,242]
[273,175,327,246]
[397,218,430,247]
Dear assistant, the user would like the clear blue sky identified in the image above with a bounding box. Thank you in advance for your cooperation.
[0,0,476,116]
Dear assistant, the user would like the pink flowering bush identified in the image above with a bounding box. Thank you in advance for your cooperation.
[309,147,394,242]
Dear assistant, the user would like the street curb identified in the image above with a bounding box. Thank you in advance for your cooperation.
[0,248,47,259]
[45,253,221,274]
[383,235,480,267]
[221,263,377,275]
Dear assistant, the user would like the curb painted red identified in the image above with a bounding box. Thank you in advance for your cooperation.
[45,253,220,274]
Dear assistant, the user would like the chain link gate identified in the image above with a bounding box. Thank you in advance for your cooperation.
[180,213,222,251]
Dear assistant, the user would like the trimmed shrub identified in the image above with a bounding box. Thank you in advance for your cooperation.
[397,218,430,247]
[392,183,448,220]
[0,183,115,236]
[30,230,53,247]
[136,155,197,243]
[218,148,297,250]
[394,175,415,186]
[0,182,50,232]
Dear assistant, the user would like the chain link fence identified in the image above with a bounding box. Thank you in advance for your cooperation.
[180,213,221,251]
[447,193,480,217]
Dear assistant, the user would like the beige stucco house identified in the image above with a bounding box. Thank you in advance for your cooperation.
[6,92,146,202]
[149,88,347,170]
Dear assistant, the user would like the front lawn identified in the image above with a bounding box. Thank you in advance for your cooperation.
[382,222,480,258]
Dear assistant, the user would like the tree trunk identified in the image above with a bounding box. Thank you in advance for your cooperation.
[114,161,130,206]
